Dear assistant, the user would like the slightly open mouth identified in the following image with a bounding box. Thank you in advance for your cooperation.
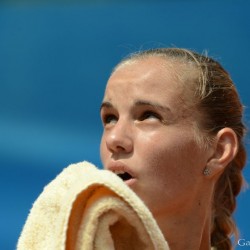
[117,172,133,181]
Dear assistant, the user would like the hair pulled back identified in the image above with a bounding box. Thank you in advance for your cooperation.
[116,48,247,250]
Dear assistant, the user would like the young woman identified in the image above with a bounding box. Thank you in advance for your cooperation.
[100,48,247,250]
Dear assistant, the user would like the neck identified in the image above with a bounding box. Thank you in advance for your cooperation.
[154,198,212,250]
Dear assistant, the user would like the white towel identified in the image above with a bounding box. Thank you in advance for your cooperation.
[17,161,169,250]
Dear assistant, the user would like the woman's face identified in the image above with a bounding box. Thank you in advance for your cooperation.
[100,57,212,217]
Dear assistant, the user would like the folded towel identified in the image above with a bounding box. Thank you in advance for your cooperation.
[17,161,169,250]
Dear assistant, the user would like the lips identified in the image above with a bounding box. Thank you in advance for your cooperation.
[107,162,135,182]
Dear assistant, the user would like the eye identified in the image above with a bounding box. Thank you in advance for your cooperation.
[139,111,161,121]
[102,114,118,125]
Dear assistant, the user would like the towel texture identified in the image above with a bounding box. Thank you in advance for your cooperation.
[17,161,169,250]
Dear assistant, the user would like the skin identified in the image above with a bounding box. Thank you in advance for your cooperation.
[99,57,237,250]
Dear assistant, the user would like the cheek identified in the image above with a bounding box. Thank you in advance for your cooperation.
[137,131,203,177]
[137,131,182,160]
[100,135,107,167]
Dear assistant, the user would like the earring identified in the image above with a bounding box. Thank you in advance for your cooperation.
[203,167,211,176]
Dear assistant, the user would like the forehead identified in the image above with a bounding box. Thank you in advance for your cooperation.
[106,57,183,94]
[112,56,178,79]
[102,57,199,125]
[103,57,192,118]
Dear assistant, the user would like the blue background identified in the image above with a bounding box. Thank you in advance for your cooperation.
[0,1,249,249]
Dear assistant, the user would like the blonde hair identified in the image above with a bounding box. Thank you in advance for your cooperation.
[115,48,247,250]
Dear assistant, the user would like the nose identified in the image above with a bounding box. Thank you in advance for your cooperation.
[105,119,133,154]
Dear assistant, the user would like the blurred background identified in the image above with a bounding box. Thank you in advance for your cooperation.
[0,0,249,249]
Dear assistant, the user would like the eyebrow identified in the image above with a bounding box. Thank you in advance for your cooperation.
[134,100,172,115]
[100,100,172,114]
[100,101,113,111]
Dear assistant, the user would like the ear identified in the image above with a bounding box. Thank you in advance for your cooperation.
[206,128,238,177]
